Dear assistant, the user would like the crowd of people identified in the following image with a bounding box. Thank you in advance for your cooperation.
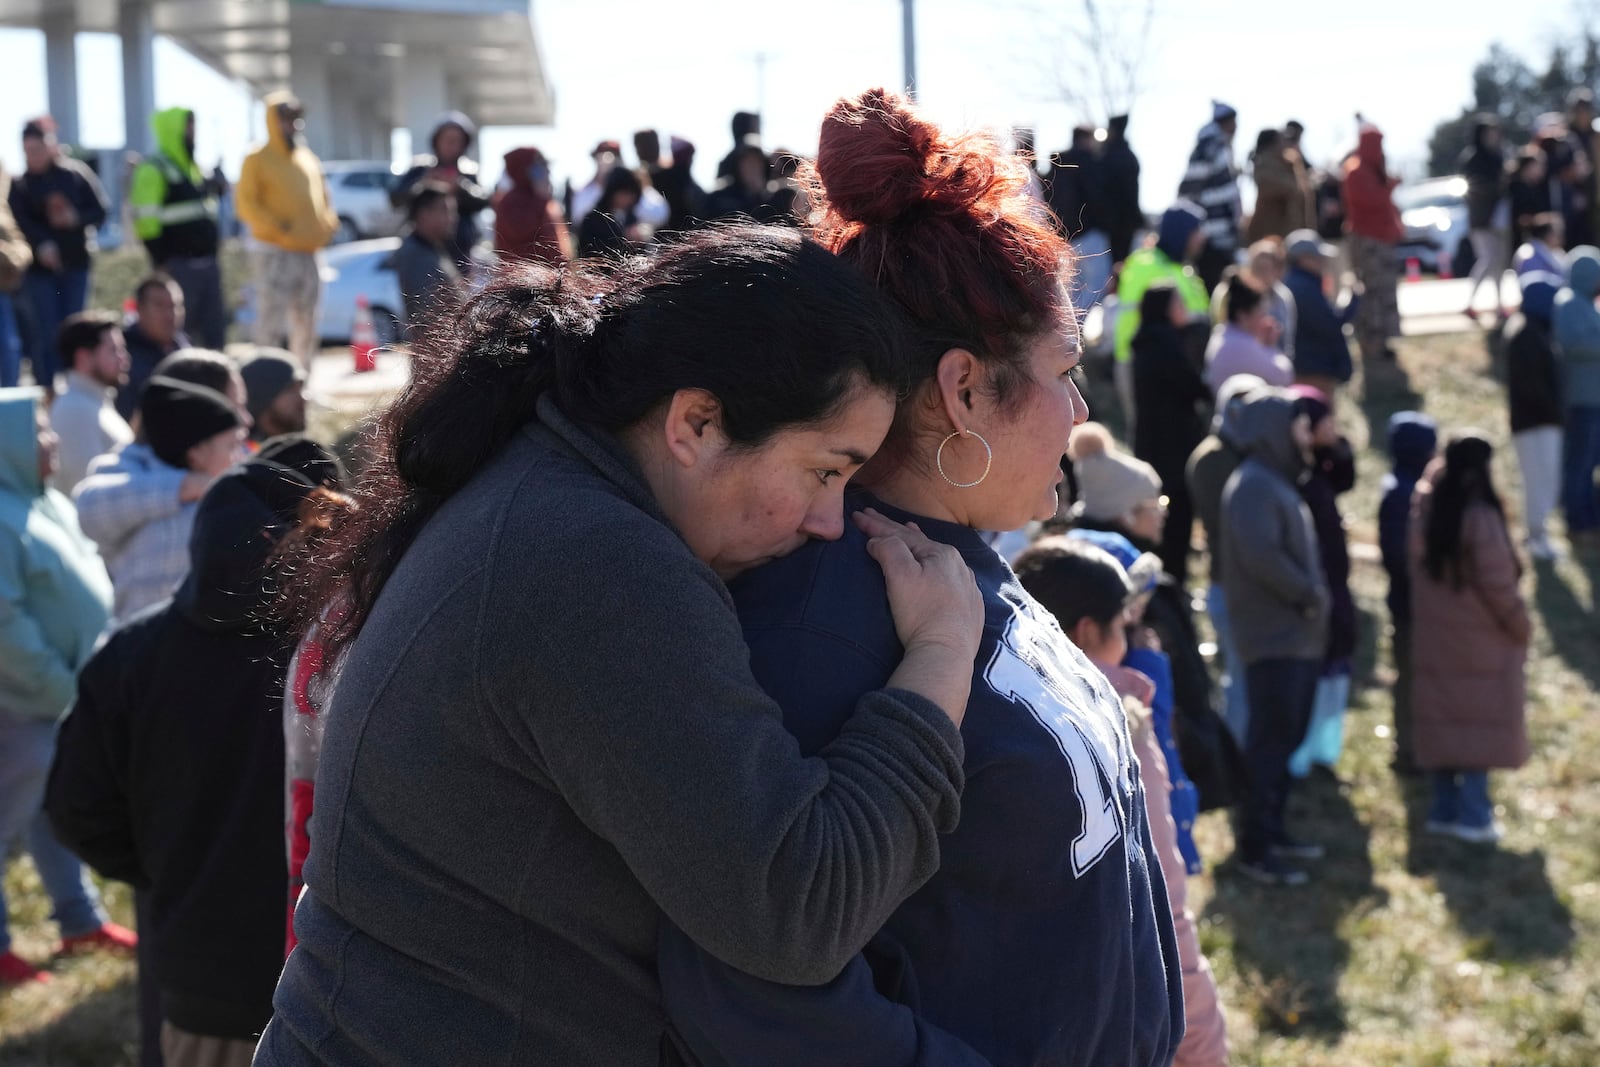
[0,72,1596,1067]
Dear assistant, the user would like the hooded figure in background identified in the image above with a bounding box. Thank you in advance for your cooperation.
[1219,390,1329,886]
[1114,200,1212,435]
[393,112,492,271]
[128,107,226,349]
[1378,410,1438,774]
[235,91,340,369]
[493,147,572,268]
[0,386,125,989]
[1178,101,1244,292]
[48,451,336,1063]
[1342,123,1403,363]
[1553,246,1600,542]
[1505,275,1564,559]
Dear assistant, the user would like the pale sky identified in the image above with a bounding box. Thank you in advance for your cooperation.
[0,0,1580,211]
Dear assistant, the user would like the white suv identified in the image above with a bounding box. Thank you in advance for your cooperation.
[323,161,405,243]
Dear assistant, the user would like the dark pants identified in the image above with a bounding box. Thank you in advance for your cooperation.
[136,890,165,1067]
[21,266,90,390]
[161,255,227,350]
[1562,404,1600,533]
[0,293,20,388]
[1195,243,1235,295]
[1237,657,1320,862]
[1391,618,1415,767]
[1158,482,1195,584]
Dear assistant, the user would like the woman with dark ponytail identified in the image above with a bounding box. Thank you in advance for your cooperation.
[257,223,987,1066]
[1409,433,1530,845]
[659,90,1181,1066]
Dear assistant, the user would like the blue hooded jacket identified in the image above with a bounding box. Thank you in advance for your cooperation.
[1155,200,1206,263]
[1378,412,1438,621]
[1553,246,1600,407]
[0,388,112,721]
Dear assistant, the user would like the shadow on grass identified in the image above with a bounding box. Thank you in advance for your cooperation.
[1204,772,1386,1042]
[0,975,137,1067]
[1355,353,1425,448]
[1400,775,1575,962]
[1532,559,1600,691]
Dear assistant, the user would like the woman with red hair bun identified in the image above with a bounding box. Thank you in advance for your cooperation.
[660,89,1183,1066]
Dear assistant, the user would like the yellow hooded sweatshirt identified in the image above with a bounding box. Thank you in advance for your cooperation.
[235,92,340,254]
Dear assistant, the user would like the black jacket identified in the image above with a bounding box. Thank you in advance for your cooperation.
[1131,320,1210,485]
[116,319,190,421]
[1506,312,1562,432]
[47,460,316,1040]
[1300,439,1357,664]
[7,159,108,271]
[1047,146,1108,237]
[1101,139,1142,240]
[1458,143,1506,230]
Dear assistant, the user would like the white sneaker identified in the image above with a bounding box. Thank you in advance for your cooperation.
[1424,819,1458,837]
[1527,537,1562,562]
[1450,821,1505,844]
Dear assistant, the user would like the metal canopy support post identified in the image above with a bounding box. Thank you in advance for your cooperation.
[120,0,158,155]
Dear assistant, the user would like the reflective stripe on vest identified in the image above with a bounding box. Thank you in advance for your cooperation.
[133,198,218,225]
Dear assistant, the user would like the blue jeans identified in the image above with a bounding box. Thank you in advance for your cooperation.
[0,293,21,387]
[20,266,90,392]
[1428,769,1493,828]
[1207,584,1250,744]
[1563,405,1600,533]
[0,709,106,952]
[1069,229,1113,312]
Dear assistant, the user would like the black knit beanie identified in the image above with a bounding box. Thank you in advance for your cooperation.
[140,376,242,469]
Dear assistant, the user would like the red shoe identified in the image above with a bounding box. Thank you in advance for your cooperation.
[58,922,138,957]
[0,949,51,985]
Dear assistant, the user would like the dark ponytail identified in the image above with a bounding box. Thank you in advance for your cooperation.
[1423,433,1503,589]
[281,223,911,661]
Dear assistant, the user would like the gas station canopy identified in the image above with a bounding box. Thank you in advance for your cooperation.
[0,0,554,157]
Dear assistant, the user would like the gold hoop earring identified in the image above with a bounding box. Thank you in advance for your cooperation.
[936,430,992,488]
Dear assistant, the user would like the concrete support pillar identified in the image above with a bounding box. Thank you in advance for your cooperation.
[291,49,335,158]
[397,48,447,162]
[43,13,80,146]
[120,0,157,154]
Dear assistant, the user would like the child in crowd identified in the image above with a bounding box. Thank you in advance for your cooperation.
[1219,389,1329,885]
[1378,411,1438,776]
[73,375,245,622]
[1409,434,1529,844]
[1553,247,1600,550]
[1506,274,1566,559]
[1013,536,1229,1067]
[1067,528,1207,873]
[1211,239,1295,357]
[1285,386,1357,780]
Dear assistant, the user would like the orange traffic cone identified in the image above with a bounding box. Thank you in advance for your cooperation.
[1404,257,1421,283]
[351,296,378,374]
[121,296,137,322]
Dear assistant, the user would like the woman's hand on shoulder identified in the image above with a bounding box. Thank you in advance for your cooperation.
[856,508,983,661]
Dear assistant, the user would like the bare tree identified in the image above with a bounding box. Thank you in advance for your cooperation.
[1015,0,1158,125]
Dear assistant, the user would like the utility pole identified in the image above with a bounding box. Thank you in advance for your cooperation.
[902,0,917,99]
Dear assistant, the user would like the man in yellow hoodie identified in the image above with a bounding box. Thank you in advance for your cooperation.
[235,93,338,369]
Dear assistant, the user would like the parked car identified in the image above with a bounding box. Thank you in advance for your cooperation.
[323,160,405,243]
[236,238,406,346]
[1394,176,1476,277]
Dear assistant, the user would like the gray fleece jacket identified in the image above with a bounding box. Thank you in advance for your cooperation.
[257,396,966,1066]
[1218,393,1329,665]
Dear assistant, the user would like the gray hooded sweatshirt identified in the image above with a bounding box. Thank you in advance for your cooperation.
[1218,393,1329,665]
[258,396,966,1067]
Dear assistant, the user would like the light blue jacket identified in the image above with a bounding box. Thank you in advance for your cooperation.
[0,388,112,721]
[1553,246,1600,408]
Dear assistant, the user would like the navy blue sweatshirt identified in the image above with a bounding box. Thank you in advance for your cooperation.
[660,494,1182,1067]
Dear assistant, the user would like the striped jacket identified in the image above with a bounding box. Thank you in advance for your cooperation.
[1178,123,1242,251]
